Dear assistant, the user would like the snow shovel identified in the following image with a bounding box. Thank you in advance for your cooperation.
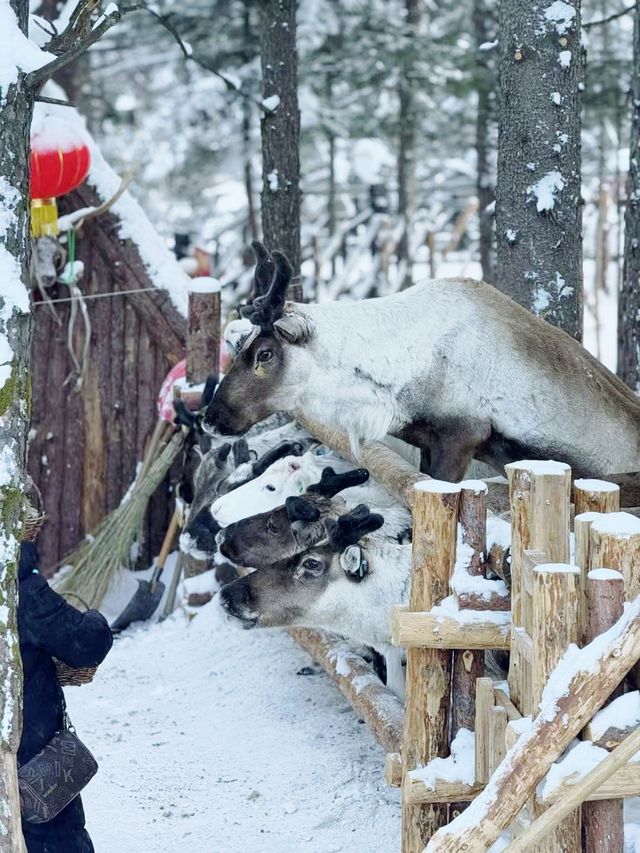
[110,510,180,633]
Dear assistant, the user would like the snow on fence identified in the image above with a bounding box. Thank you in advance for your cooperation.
[387,460,640,853]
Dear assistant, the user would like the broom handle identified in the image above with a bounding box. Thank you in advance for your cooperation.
[139,418,170,483]
[151,510,180,589]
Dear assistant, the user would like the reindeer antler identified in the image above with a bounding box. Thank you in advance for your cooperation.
[241,250,292,331]
[250,240,276,298]
[325,504,384,552]
[285,496,321,523]
[307,467,370,498]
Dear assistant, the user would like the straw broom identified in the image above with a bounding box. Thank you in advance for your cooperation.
[56,431,184,609]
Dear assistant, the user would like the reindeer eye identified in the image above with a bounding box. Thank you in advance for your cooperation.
[265,484,276,492]
[303,558,324,576]
[257,349,273,364]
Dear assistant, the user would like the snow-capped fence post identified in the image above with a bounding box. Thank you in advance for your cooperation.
[581,569,626,853]
[530,563,581,852]
[450,483,488,820]
[186,278,221,384]
[574,479,620,516]
[589,512,640,601]
[183,279,223,603]
[401,480,460,851]
[504,460,571,714]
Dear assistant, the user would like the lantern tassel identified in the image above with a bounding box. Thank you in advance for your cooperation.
[31,197,59,238]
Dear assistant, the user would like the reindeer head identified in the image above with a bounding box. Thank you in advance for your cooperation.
[204,242,312,436]
[217,467,370,566]
[218,504,384,630]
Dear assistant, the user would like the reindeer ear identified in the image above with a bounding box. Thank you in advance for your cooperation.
[273,312,311,345]
[308,467,370,498]
[325,504,384,552]
[285,496,321,523]
[251,241,275,298]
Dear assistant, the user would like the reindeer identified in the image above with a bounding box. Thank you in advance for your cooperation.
[218,467,412,567]
[205,243,640,480]
[218,504,410,696]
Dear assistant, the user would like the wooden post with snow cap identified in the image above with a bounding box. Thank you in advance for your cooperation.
[530,561,582,852]
[504,460,571,713]
[402,479,460,852]
[589,512,640,601]
[449,481,488,821]
[186,276,221,384]
[451,481,487,739]
[184,277,221,599]
[574,478,620,517]
[582,568,626,853]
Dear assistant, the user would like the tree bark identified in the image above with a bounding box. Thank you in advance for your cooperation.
[473,0,495,283]
[397,0,421,284]
[618,0,640,391]
[257,0,302,298]
[495,0,584,340]
[0,3,33,848]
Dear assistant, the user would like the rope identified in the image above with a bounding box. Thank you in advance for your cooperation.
[32,285,173,306]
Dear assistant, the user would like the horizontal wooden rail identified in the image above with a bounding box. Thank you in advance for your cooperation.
[404,762,640,806]
[391,605,511,649]
[288,628,404,754]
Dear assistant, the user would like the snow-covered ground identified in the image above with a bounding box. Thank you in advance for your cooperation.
[66,591,400,853]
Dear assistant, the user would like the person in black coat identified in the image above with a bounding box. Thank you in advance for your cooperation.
[18,539,113,853]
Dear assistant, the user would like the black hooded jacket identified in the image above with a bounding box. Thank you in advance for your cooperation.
[18,542,113,848]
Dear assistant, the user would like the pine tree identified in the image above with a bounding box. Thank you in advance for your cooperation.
[257,0,302,296]
[618,0,640,390]
[495,0,584,340]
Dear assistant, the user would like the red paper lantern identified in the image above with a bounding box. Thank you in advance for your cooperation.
[29,124,91,238]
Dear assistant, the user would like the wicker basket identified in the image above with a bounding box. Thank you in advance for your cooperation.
[54,659,97,687]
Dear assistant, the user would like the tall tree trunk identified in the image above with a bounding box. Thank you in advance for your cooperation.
[618,0,640,391]
[242,0,258,242]
[473,0,494,283]
[257,0,302,299]
[0,3,33,848]
[397,0,421,286]
[495,0,584,340]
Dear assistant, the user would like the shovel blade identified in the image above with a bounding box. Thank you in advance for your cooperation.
[110,579,165,633]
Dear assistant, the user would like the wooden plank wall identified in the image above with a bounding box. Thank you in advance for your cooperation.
[28,186,187,575]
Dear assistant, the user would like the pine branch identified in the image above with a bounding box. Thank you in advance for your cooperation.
[583,4,635,29]
[120,2,269,112]
[26,2,121,89]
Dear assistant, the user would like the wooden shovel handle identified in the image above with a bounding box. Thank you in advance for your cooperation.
[156,510,180,571]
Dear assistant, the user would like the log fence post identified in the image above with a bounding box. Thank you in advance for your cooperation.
[184,278,222,601]
[401,480,460,852]
[582,569,626,853]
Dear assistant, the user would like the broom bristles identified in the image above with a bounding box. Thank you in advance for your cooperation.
[56,433,184,609]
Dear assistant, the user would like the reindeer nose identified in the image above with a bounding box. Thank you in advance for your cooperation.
[219,581,255,623]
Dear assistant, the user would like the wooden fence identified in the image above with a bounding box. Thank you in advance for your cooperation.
[182,284,640,851]
[385,460,640,853]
